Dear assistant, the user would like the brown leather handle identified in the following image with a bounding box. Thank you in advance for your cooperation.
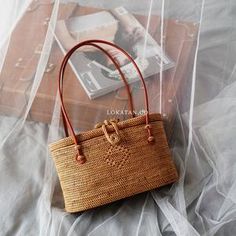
[58,40,154,161]
[60,42,135,137]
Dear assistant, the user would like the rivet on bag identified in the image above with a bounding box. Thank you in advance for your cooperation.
[49,39,178,213]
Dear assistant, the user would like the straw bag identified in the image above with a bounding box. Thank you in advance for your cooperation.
[49,39,178,213]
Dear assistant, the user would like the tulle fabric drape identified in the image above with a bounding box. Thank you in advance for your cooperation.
[0,0,236,235]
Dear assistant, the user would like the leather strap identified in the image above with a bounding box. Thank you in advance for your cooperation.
[58,39,154,152]
[61,42,135,137]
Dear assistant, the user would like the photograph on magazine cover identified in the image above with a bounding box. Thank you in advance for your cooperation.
[56,6,174,99]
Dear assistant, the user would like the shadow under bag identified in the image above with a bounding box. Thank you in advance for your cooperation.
[49,39,178,213]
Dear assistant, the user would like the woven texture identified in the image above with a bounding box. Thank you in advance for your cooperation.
[49,113,178,213]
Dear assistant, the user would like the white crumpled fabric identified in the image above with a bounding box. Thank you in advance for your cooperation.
[0,0,236,235]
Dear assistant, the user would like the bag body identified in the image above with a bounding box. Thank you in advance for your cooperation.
[49,114,178,212]
[49,39,178,212]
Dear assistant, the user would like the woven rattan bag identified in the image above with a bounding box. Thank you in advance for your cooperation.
[49,39,178,213]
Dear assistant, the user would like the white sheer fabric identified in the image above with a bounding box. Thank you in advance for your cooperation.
[0,0,236,235]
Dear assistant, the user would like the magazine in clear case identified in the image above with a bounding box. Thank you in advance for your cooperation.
[56,6,174,99]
